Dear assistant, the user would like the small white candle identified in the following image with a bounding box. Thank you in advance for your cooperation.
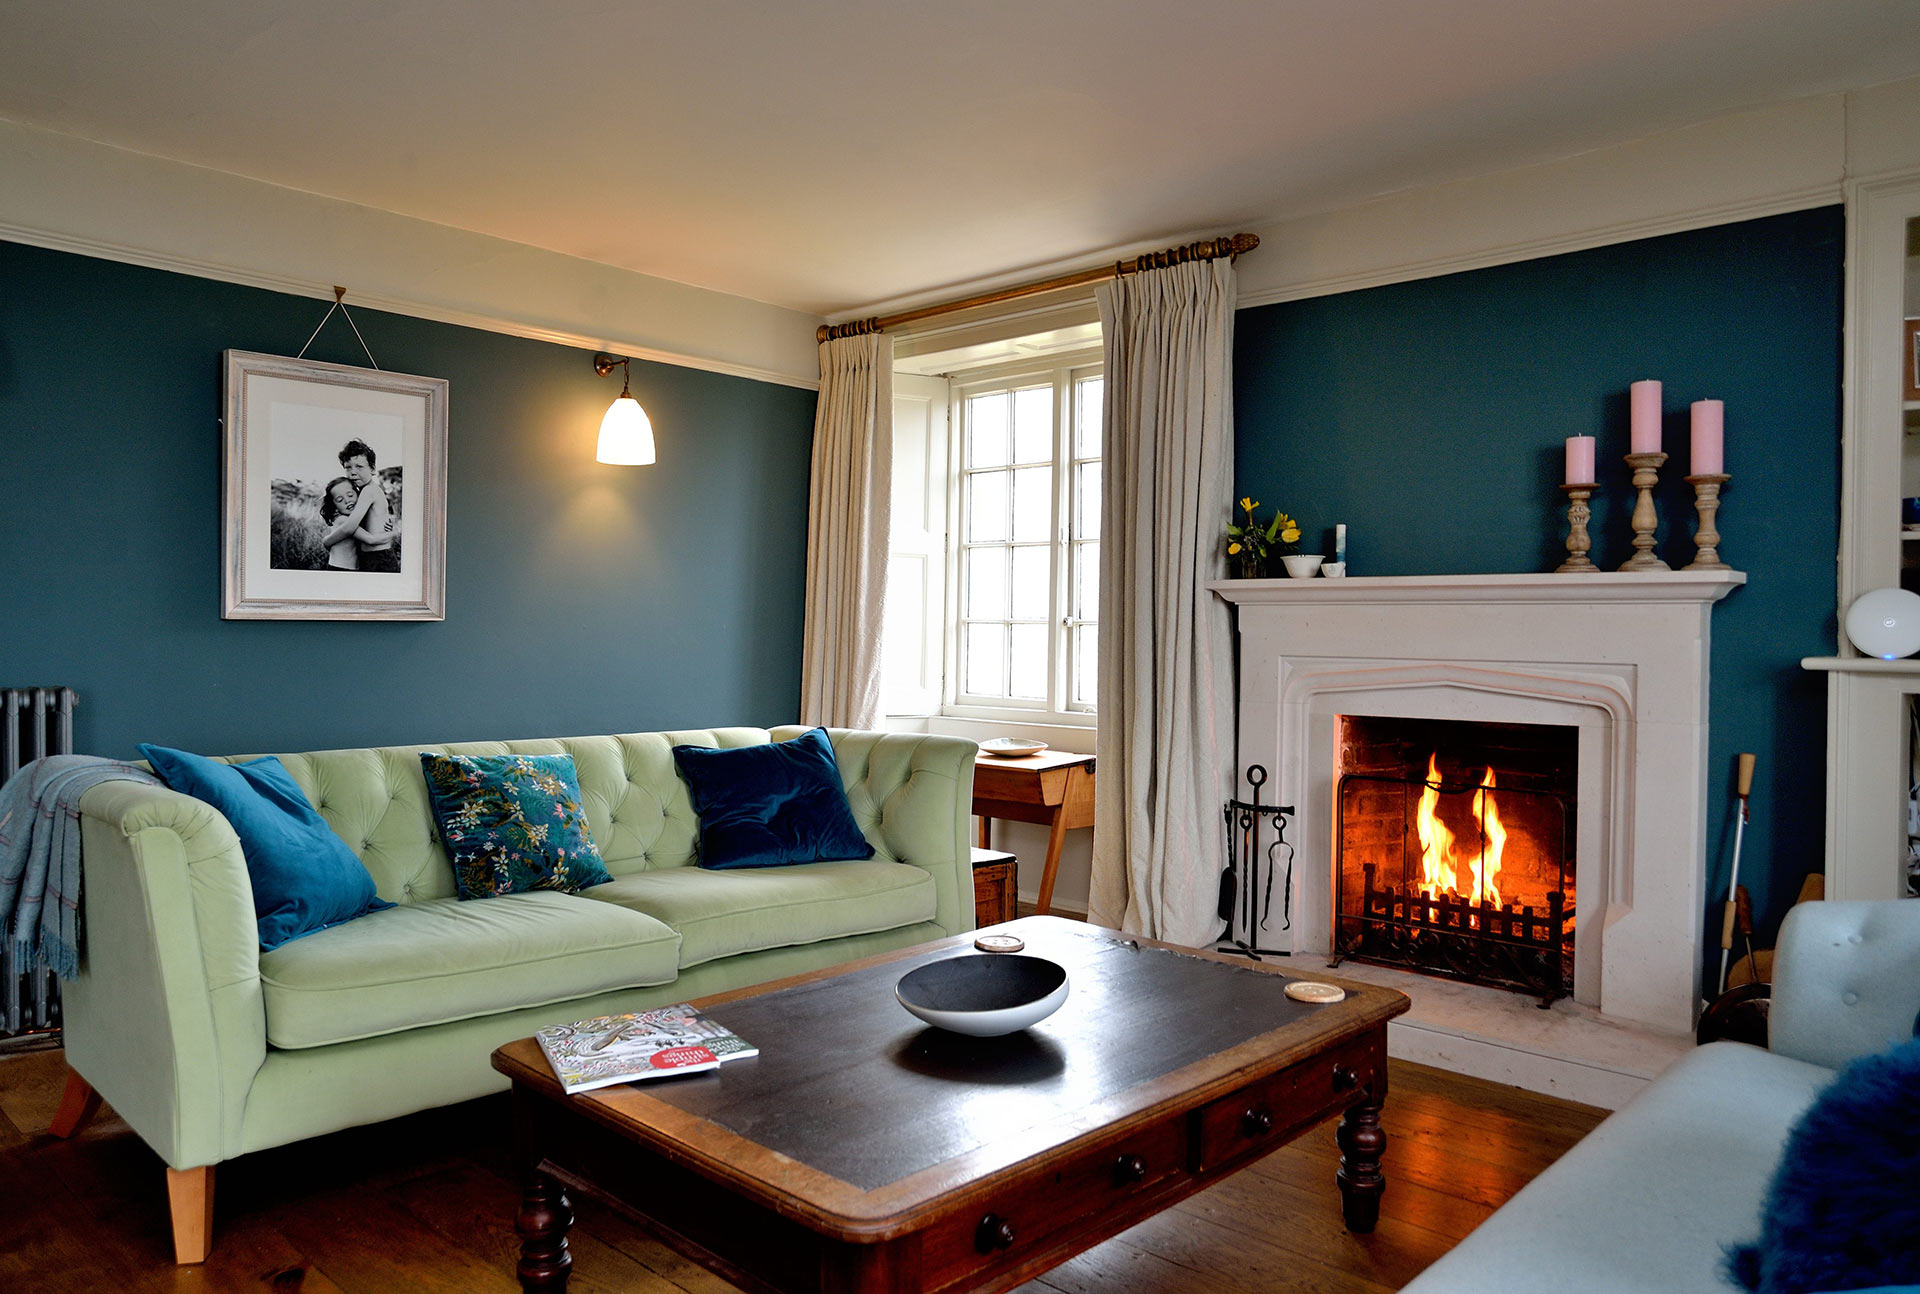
[1690,400,1724,475]
[1335,523,1347,562]
[1629,380,1662,454]
[1564,436,1596,485]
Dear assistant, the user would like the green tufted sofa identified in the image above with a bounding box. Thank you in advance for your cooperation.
[53,726,977,1262]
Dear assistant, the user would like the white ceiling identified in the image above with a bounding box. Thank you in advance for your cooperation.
[6,1,1920,318]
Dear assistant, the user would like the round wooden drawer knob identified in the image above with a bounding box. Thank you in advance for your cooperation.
[1242,1106,1274,1137]
[975,1213,1016,1254]
[1113,1153,1149,1185]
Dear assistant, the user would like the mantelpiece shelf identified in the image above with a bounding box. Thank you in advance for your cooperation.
[1209,570,1745,607]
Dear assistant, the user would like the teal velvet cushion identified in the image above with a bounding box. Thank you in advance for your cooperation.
[1726,1035,1920,1294]
[419,753,614,899]
[137,744,391,950]
[670,727,875,869]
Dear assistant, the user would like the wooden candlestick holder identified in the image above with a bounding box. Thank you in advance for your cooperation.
[1683,473,1731,570]
[1620,451,1670,571]
[1557,483,1599,573]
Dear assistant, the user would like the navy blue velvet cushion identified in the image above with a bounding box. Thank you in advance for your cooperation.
[138,744,392,950]
[1725,1034,1920,1294]
[671,728,875,870]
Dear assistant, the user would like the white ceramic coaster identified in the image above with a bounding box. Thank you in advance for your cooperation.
[1284,980,1346,1004]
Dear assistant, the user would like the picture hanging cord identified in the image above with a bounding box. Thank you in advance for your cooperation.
[295,286,381,370]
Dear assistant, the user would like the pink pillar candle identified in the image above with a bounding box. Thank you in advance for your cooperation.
[1690,400,1724,475]
[1629,380,1663,453]
[1564,435,1596,485]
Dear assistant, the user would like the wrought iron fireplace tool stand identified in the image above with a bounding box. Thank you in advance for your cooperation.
[1216,765,1295,961]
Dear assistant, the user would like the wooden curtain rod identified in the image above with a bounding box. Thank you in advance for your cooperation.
[816,232,1259,343]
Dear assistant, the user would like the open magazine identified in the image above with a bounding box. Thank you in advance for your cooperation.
[535,1002,759,1094]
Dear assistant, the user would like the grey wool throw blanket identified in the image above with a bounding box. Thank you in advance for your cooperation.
[0,755,161,979]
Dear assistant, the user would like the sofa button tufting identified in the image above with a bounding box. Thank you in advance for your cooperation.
[1843,991,1859,1006]
[1848,933,1863,944]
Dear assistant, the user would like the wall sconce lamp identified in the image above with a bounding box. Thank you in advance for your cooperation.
[592,353,656,465]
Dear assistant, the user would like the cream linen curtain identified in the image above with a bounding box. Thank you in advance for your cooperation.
[800,333,893,729]
[1088,258,1237,945]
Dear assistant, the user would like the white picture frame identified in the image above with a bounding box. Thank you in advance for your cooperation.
[222,349,448,620]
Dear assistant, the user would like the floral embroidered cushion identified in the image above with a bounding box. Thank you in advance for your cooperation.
[419,753,614,900]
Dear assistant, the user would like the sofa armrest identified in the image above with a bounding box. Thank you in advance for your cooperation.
[776,727,979,936]
[1769,899,1920,1071]
[63,780,266,1169]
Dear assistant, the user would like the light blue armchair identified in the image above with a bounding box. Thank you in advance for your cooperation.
[1404,899,1920,1294]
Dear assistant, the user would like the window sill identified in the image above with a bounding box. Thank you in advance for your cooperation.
[925,713,1096,755]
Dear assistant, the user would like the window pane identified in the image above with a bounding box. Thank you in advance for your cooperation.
[1074,625,1098,705]
[1075,542,1098,621]
[1009,624,1046,699]
[1075,461,1101,541]
[967,470,1008,542]
[1075,377,1104,458]
[965,623,1005,696]
[1013,387,1052,464]
[1010,545,1048,620]
[1011,466,1051,543]
[966,547,1007,619]
[968,393,1009,468]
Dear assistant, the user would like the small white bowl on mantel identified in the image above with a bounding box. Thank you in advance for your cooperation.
[980,737,1048,759]
[1280,554,1325,579]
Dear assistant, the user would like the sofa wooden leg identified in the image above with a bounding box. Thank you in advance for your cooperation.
[166,1165,215,1264]
[47,1069,102,1138]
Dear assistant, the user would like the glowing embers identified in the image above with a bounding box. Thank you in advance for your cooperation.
[1333,718,1575,1006]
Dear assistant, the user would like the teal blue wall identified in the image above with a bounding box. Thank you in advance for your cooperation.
[0,240,816,756]
[1234,207,1844,954]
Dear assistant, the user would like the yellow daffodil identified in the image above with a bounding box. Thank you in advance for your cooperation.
[1227,542,1242,555]
[1282,527,1301,544]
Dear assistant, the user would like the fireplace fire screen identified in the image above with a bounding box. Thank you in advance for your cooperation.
[1332,769,1572,1007]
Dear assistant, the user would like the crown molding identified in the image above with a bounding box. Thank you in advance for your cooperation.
[0,218,820,391]
[1235,182,1841,310]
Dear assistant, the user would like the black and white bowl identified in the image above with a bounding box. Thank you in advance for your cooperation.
[894,954,1069,1037]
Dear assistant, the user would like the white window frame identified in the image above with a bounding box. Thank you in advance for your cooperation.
[943,349,1102,726]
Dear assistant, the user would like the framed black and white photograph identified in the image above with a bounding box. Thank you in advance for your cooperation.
[223,350,448,620]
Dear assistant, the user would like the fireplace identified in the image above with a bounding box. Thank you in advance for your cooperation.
[1214,570,1745,1039]
[1332,716,1576,1006]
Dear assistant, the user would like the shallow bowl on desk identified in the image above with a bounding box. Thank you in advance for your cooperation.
[895,954,1070,1036]
[980,737,1048,758]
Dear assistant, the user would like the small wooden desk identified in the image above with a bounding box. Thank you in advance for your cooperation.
[971,751,1095,916]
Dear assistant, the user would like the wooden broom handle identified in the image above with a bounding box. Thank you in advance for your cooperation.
[1736,752,1756,799]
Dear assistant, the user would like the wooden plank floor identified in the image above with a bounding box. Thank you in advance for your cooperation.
[0,1047,1602,1293]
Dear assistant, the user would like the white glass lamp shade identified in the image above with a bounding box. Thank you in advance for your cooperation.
[1844,586,1920,660]
[596,395,656,465]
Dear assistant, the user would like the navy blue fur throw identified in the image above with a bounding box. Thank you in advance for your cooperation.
[1725,1036,1920,1293]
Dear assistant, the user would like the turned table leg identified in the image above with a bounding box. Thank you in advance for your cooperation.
[1336,1097,1386,1233]
[516,1170,572,1292]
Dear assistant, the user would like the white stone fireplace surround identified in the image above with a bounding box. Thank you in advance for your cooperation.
[1215,572,1744,1055]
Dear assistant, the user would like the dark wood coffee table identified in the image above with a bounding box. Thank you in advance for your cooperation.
[493,916,1408,1293]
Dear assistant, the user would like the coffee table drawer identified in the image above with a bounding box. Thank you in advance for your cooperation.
[1193,1035,1378,1171]
[919,1117,1187,1286]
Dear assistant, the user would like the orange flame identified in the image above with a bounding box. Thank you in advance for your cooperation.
[1414,755,1505,910]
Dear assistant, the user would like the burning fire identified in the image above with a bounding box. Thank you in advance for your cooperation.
[1414,754,1505,908]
